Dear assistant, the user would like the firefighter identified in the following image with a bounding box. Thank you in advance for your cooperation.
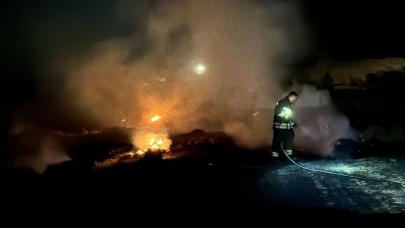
[272,91,298,158]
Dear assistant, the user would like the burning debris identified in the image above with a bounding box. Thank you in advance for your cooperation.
[94,114,174,168]
[132,114,172,154]
[133,132,172,153]
[135,150,145,156]
[91,127,239,169]
[94,114,177,168]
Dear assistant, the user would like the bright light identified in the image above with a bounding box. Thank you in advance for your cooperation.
[149,136,164,151]
[150,115,161,123]
[194,64,206,75]
[133,131,172,153]
[150,144,160,151]
[157,138,164,145]
[278,107,293,119]
[148,135,170,152]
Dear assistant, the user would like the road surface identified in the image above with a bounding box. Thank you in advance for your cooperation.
[258,157,405,213]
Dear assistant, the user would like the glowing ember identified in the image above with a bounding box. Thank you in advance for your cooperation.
[136,149,145,156]
[150,115,161,123]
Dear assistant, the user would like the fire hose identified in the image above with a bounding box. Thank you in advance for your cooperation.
[280,144,403,186]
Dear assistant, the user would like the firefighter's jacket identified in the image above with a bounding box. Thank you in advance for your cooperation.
[273,96,295,130]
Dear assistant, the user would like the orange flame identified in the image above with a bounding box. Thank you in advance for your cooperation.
[133,131,172,152]
[148,134,169,151]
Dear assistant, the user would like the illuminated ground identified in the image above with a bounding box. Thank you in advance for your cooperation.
[261,157,405,214]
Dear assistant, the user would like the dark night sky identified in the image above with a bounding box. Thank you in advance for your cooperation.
[3,0,405,70]
[1,0,405,144]
[301,0,405,60]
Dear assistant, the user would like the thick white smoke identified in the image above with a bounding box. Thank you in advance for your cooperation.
[293,85,358,156]
[62,0,310,147]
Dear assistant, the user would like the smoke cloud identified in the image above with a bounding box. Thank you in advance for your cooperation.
[4,0,358,171]
[293,85,358,156]
[61,0,310,147]
[7,130,71,173]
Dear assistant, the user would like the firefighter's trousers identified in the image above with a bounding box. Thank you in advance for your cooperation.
[272,128,294,158]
